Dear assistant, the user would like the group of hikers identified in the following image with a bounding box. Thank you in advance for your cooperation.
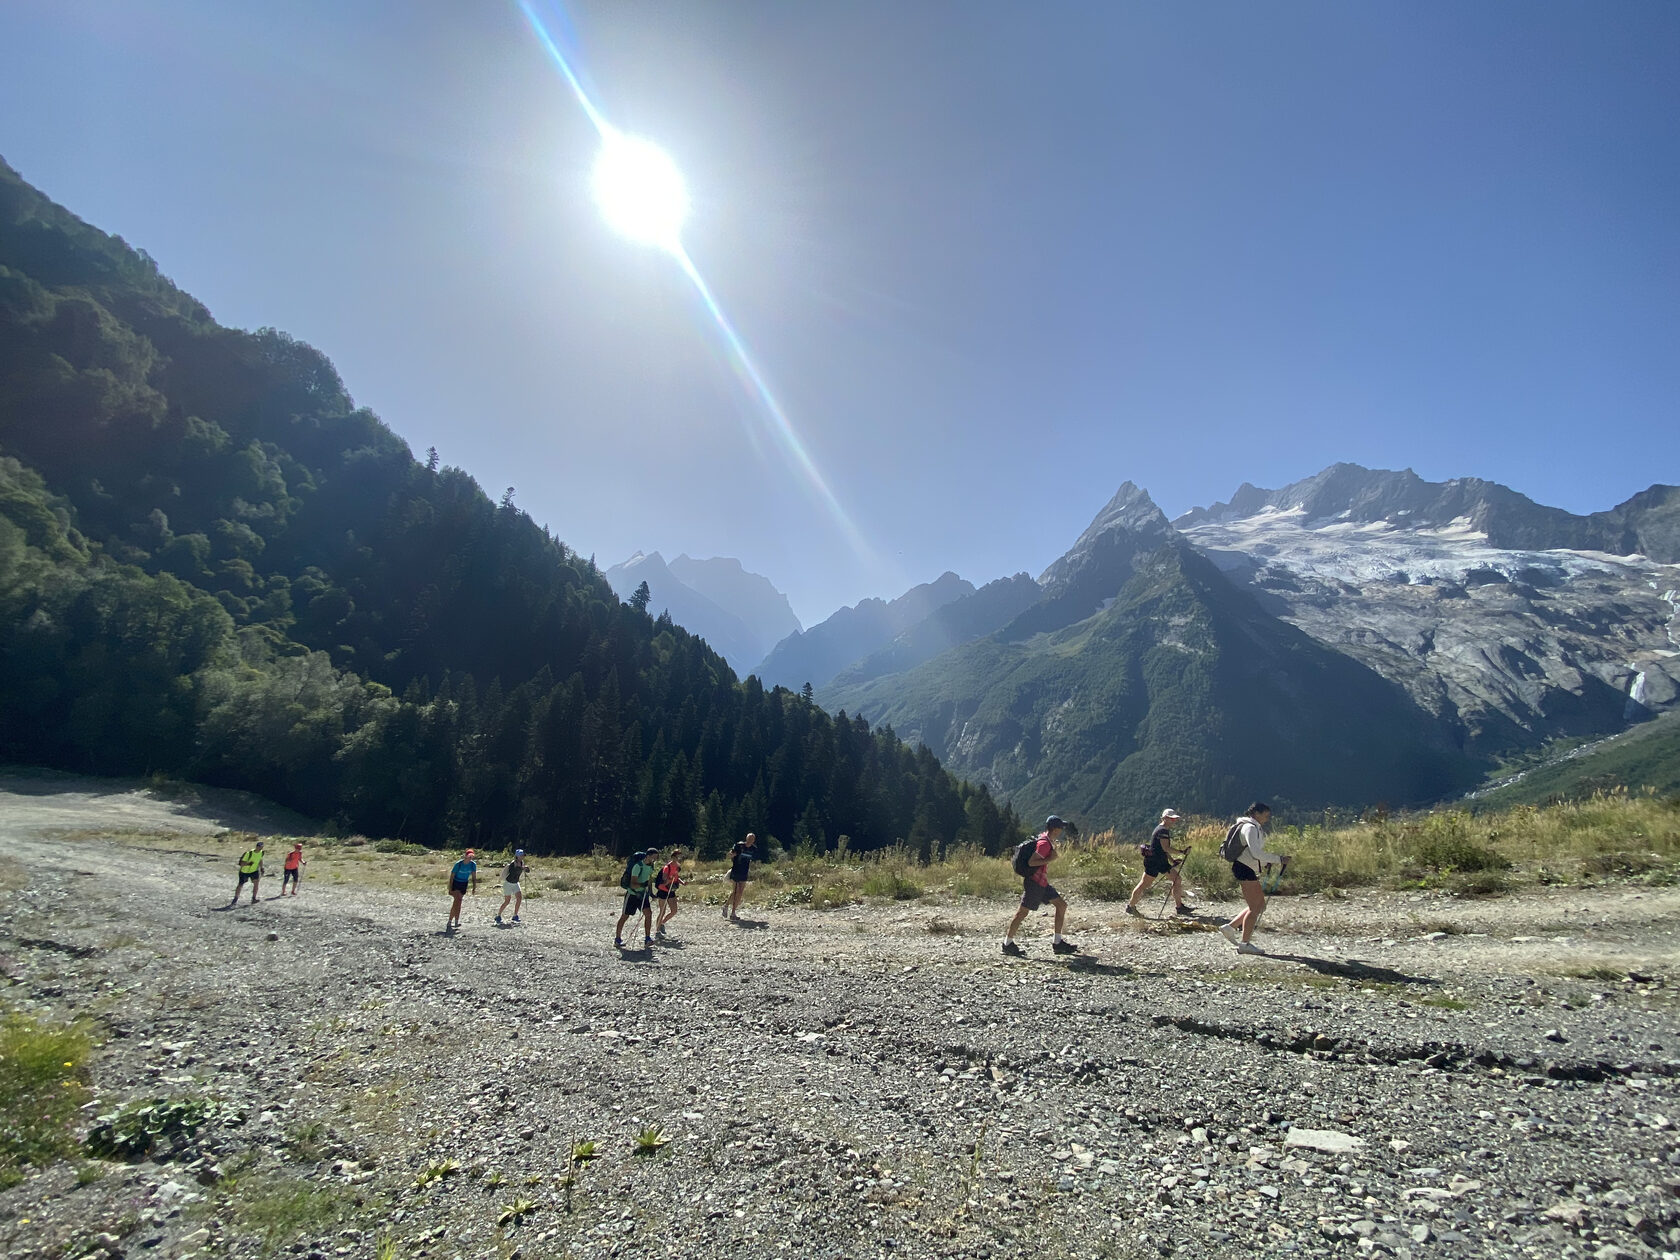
[1001,801,1290,958]
[231,807,1292,957]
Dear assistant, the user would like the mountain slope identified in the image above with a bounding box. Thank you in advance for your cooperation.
[602,551,763,671]
[755,571,973,691]
[827,520,1474,829]
[0,157,1023,857]
[1471,711,1680,808]
[668,554,801,649]
[827,573,1041,690]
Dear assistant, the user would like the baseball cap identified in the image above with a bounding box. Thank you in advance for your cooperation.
[1160,808,1181,821]
[1044,815,1067,830]
[514,849,524,856]
[465,848,475,857]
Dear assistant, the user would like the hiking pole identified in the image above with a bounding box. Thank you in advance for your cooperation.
[1155,848,1190,920]
[1262,855,1289,895]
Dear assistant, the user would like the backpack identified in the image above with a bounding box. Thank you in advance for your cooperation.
[619,851,647,890]
[1011,839,1037,878]
[1220,821,1248,863]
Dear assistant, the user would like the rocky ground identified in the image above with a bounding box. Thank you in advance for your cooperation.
[2,776,1678,1260]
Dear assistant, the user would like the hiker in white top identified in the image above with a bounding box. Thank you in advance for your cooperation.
[1218,802,1289,955]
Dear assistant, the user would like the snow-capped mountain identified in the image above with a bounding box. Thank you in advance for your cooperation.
[1175,465,1680,751]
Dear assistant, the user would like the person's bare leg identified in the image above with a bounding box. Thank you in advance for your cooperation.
[641,905,653,942]
[514,888,523,916]
[1169,869,1185,908]
[250,878,260,905]
[1052,897,1068,937]
[1239,882,1266,943]
[1006,905,1028,941]
[1126,874,1154,909]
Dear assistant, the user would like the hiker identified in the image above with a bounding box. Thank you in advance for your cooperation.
[496,849,527,925]
[446,849,478,932]
[1218,802,1289,956]
[1003,815,1078,957]
[615,849,659,949]
[1126,808,1191,917]
[654,848,683,937]
[281,842,306,897]
[723,833,758,921]
[232,841,265,906]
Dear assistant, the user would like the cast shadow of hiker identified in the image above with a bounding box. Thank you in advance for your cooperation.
[1066,956,1135,978]
[616,945,657,962]
[729,917,770,931]
[1268,952,1438,988]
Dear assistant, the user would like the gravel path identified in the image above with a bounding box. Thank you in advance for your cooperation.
[2,778,1678,1260]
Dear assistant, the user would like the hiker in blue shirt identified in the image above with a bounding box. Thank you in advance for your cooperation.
[446,849,478,932]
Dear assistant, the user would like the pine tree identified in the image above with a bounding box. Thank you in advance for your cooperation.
[630,580,651,613]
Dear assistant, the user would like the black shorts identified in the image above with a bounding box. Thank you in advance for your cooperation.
[1143,849,1173,878]
[623,890,651,915]
[282,868,300,883]
[237,871,259,886]
[450,879,470,896]
[1021,880,1061,911]
[1231,861,1259,883]
[655,888,676,900]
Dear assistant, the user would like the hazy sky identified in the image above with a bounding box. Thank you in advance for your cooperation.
[3,1,1676,625]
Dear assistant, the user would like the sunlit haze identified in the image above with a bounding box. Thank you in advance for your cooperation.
[1,0,1675,625]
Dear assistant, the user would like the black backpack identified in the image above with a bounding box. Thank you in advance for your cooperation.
[619,851,646,890]
[1011,839,1036,878]
[1220,821,1247,862]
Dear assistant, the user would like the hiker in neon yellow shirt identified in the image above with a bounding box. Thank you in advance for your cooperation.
[232,841,265,906]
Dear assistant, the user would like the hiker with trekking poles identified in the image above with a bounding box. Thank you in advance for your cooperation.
[1218,802,1290,955]
[1125,807,1193,918]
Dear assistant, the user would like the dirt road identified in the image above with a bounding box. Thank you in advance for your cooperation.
[2,775,1677,1260]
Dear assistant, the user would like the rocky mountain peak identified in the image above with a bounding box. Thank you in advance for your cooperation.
[1038,482,1170,589]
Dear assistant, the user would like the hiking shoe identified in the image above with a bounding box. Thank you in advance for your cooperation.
[1218,924,1240,948]
[1237,942,1265,956]
[511,915,520,923]
[1051,939,1078,956]
[495,916,504,925]
[1123,904,1141,917]
[1002,941,1026,957]
[645,936,654,947]
[614,937,625,949]
[1175,904,1195,917]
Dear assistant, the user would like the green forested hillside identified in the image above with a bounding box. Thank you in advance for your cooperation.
[0,158,1022,857]
[1470,711,1680,808]
[824,540,1480,830]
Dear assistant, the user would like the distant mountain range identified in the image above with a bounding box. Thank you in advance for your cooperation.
[603,551,799,673]
[819,465,1680,830]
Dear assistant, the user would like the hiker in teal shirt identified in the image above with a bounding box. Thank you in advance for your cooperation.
[615,850,658,950]
[446,849,478,932]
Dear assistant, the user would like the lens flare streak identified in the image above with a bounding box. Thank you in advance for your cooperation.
[515,0,872,562]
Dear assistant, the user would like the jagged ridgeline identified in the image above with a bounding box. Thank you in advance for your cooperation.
[0,158,1024,856]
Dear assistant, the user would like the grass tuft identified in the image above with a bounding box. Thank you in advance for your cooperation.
[0,1011,93,1185]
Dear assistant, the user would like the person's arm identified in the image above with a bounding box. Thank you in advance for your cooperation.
[1245,822,1283,868]
[1029,844,1054,868]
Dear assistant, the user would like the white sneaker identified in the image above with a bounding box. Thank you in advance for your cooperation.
[1218,924,1240,948]
[1237,942,1265,956]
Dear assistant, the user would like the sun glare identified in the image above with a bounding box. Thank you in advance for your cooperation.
[592,130,689,252]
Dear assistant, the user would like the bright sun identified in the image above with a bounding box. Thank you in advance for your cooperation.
[592,130,689,252]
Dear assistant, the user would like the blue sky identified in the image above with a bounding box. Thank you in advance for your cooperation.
[2,1,1676,625]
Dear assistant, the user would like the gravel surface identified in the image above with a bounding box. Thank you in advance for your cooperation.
[2,778,1679,1260]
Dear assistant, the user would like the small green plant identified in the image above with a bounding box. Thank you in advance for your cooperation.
[233,1175,357,1256]
[570,1139,598,1165]
[413,1158,459,1190]
[75,1162,107,1186]
[561,1137,598,1213]
[85,1096,232,1161]
[375,1234,400,1260]
[483,1170,506,1187]
[282,1120,331,1162]
[498,1196,538,1226]
[633,1126,670,1156]
[0,1011,93,1185]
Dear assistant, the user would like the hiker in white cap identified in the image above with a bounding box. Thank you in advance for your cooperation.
[496,850,528,925]
[1125,808,1192,917]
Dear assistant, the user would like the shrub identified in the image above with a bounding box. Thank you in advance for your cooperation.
[810,880,857,910]
[1081,875,1132,901]
[861,867,923,901]
[0,1012,93,1185]
[1404,812,1508,874]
